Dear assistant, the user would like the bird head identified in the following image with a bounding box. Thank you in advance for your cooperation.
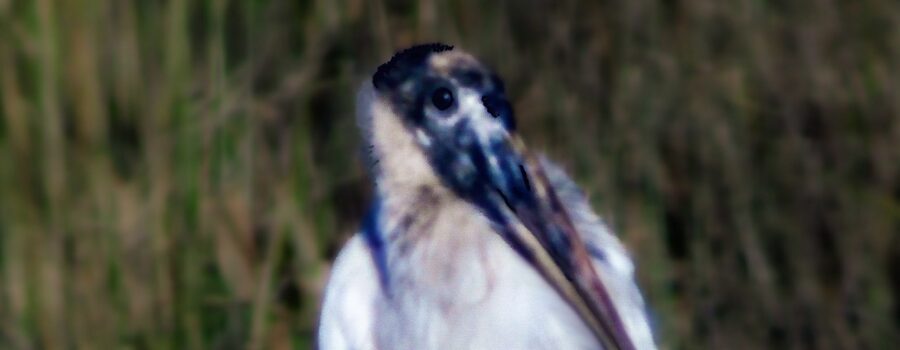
[358,43,517,197]
[357,43,639,350]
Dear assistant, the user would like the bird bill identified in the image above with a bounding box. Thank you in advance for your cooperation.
[485,135,637,350]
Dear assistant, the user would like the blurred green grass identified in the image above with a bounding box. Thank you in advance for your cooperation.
[1,0,899,349]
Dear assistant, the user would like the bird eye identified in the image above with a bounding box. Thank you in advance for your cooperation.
[431,87,455,111]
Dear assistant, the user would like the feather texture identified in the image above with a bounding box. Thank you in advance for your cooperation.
[318,158,656,349]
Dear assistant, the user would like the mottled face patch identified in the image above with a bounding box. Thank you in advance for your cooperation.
[371,43,520,197]
[452,67,515,131]
[372,43,515,132]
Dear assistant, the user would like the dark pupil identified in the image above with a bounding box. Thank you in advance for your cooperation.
[431,87,454,111]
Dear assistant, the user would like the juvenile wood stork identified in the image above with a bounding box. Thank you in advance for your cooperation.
[318,43,657,350]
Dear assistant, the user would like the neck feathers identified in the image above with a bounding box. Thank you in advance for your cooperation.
[357,82,493,299]
[356,82,445,198]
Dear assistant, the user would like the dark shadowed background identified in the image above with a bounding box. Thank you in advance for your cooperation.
[1,0,899,349]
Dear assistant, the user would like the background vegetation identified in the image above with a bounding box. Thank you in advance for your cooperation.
[1,0,898,349]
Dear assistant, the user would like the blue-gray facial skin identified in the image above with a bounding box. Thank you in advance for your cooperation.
[371,44,520,203]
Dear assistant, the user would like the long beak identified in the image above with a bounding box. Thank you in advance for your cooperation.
[466,133,636,350]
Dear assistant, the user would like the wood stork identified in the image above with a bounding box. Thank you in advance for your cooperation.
[318,43,657,350]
